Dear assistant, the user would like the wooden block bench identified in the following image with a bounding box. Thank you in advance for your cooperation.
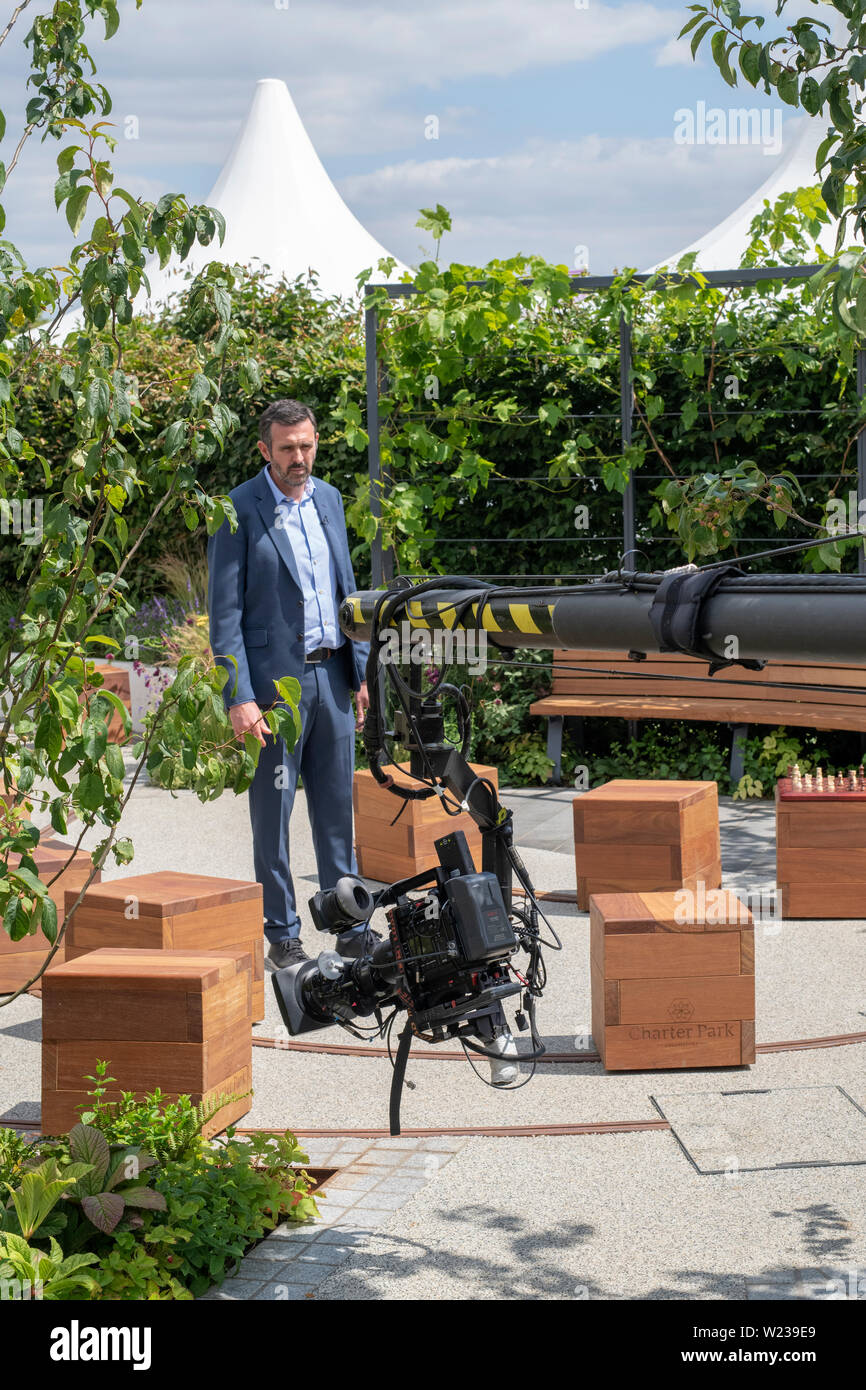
[354,762,498,883]
[41,947,253,1137]
[531,649,866,783]
[0,838,100,990]
[574,779,720,911]
[590,890,755,1070]
[63,871,265,1022]
[776,777,866,918]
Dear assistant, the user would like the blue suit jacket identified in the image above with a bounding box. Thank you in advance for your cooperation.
[207,467,370,710]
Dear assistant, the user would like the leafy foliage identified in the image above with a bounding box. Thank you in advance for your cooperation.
[0,1232,100,1300]
[682,0,866,333]
[78,1061,252,1163]
[0,1,301,999]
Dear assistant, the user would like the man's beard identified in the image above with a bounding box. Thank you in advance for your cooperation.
[273,460,313,486]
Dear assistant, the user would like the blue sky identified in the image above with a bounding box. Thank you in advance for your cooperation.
[0,0,827,275]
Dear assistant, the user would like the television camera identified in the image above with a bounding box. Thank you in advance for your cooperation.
[272,576,559,1134]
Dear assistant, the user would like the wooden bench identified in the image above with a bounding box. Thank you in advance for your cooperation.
[530,650,866,783]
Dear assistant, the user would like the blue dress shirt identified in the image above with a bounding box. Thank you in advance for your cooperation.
[263,465,343,655]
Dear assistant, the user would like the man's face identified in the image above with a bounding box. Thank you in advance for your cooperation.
[259,419,318,488]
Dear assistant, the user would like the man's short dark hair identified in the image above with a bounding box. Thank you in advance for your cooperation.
[259,400,317,450]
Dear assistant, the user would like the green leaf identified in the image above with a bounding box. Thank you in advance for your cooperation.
[163,420,186,456]
[81,1191,124,1234]
[35,711,63,761]
[104,2,120,41]
[777,69,799,106]
[69,1124,111,1187]
[120,1187,166,1211]
[66,185,91,236]
[78,770,105,811]
[739,41,756,86]
[85,378,110,421]
[691,19,714,58]
[104,743,125,780]
[57,144,79,174]
[11,865,46,897]
[39,896,58,945]
[81,717,108,761]
[188,373,210,407]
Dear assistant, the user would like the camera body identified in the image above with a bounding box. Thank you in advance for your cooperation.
[272,831,520,1042]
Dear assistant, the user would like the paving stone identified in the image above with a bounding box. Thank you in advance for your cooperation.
[240,1257,324,1284]
[369,1137,422,1150]
[296,1244,359,1266]
[321,1173,380,1192]
[309,1234,369,1256]
[332,1207,396,1228]
[238,1239,308,1264]
[356,1189,414,1210]
[252,1283,317,1301]
[207,1278,265,1299]
[401,1153,453,1171]
[375,1176,428,1195]
[268,1223,315,1242]
[352,1150,406,1168]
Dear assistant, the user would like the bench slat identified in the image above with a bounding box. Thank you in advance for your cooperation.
[529,694,866,731]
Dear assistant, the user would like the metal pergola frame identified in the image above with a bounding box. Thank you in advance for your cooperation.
[364,262,866,583]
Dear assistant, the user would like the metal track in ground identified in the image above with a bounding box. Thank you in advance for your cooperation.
[251,1028,866,1063]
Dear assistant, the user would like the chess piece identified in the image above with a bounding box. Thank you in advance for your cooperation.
[804,773,813,792]
[827,774,836,793]
[815,767,824,792]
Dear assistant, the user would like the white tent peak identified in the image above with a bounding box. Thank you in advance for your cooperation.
[138,77,410,307]
[647,114,841,272]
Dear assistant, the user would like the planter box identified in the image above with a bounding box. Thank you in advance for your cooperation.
[41,946,253,1137]
[590,889,755,1070]
[574,779,721,911]
[63,870,265,1022]
[353,761,499,882]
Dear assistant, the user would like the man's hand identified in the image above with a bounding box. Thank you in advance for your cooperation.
[354,681,369,730]
[229,700,271,747]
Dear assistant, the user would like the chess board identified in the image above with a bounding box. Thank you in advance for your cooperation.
[777,776,866,802]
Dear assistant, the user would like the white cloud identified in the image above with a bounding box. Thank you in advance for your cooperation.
[654,36,698,67]
[339,134,800,273]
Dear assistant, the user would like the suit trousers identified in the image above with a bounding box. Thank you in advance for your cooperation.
[248,653,359,943]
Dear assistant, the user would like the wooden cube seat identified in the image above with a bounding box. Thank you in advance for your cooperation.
[574,778,721,910]
[63,870,265,1022]
[776,778,866,918]
[354,761,498,883]
[41,947,253,1136]
[590,889,755,1070]
[0,838,100,990]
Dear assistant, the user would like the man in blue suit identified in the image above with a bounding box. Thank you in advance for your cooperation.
[207,399,372,969]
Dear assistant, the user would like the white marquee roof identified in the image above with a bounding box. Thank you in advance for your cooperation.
[142,79,410,307]
[648,113,841,272]
[58,78,409,334]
